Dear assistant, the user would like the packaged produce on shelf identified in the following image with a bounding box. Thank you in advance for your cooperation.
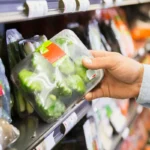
[99,8,135,57]
[18,34,48,58]
[124,3,150,41]
[99,19,122,54]
[0,118,20,150]
[6,29,34,118]
[67,22,90,49]
[116,99,129,117]
[88,19,107,51]
[90,98,129,150]
[11,29,104,123]
[119,107,150,150]
[130,20,150,41]
[83,116,101,150]
[119,117,148,150]
[94,98,128,134]
[0,58,11,122]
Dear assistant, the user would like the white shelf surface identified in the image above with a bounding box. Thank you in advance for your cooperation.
[0,0,150,23]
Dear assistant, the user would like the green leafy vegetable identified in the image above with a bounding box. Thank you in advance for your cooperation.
[58,56,75,75]
[74,58,89,83]
[56,81,72,96]
[55,37,73,46]
[66,75,86,94]
[18,69,42,92]
[36,94,66,119]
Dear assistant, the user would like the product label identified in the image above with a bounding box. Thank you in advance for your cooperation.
[86,70,97,80]
[26,0,48,18]
[77,0,90,11]
[88,23,102,50]
[104,0,113,5]
[36,41,66,64]
[62,112,78,134]
[114,16,135,57]
[110,109,126,133]
[36,131,55,150]
[83,119,99,150]
[61,0,76,13]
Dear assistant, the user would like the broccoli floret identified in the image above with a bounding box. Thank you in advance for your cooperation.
[18,69,42,92]
[55,37,73,46]
[66,75,86,94]
[74,58,89,83]
[56,81,72,96]
[53,56,75,75]
[36,94,66,120]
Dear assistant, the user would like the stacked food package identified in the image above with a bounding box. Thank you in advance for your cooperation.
[0,39,20,149]
[119,109,150,150]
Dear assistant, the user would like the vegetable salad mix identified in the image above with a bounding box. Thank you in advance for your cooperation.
[11,29,104,123]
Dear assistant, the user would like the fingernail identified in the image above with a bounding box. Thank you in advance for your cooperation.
[83,57,92,64]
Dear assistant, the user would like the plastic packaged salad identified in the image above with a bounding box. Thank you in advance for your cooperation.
[11,29,104,123]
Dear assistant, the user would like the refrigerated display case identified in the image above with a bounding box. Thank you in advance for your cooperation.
[0,0,150,150]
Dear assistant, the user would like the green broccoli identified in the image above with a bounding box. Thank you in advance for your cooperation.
[55,37,73,46]
[66,75,86,94]
[53,56,75,75]
[18,69,42,92]
[36,94,66,120]
[49,94,57,101]
[56,81,72,96]
[74,58,89,83]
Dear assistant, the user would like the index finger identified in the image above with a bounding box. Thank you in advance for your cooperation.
[90,50,112,58]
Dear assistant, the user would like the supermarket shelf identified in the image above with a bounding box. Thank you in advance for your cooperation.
[139,0,150,3]
[103,0,139,8]
[0,0,150,23]
[115,0,139,6]
[0,4,101,24]
[8,100,90,150]
[111,103,144,150]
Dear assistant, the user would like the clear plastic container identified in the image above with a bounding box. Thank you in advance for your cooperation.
[0,118,20,149]
[11,29,104,123]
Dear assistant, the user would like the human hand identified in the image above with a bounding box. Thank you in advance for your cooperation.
[82,51,144,101]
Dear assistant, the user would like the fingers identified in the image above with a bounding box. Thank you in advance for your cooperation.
[85,88,104,101]
[90,50,112,58]
[82,56,113,70]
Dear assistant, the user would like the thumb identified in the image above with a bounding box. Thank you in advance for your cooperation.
[82,56,113,70]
